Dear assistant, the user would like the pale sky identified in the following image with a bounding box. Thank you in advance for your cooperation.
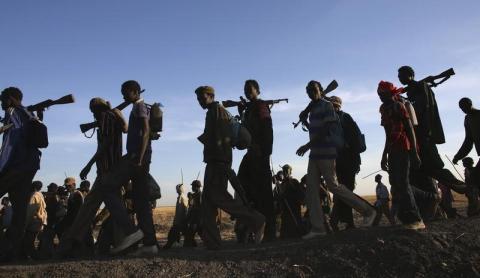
[1,0,479,205]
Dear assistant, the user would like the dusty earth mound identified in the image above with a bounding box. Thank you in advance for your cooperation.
[1,216,479,277]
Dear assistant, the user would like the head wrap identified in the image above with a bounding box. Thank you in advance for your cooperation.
[89,97,111,111]
[377,81,403,97]
[64,177,76,186]
[329,96,342,108]
[195,86,215,96]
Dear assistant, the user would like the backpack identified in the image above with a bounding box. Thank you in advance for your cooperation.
[147,174,162,201]
[27,119,49,149]
[328,112,345,150]
[18,108,49,149]
[145,102,163,140]
[224,108,251,150]
[148,103,163,133]
[338,111,366,153]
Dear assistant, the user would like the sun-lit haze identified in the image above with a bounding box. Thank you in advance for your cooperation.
[1,1,479,205]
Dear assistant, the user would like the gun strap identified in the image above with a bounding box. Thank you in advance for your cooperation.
[83,128,96,139]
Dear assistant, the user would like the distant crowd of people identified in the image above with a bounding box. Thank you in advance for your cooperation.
[0,65,478,262]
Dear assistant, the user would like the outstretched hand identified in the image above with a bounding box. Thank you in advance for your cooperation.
[80,165,91,180]
[296,144,310,157]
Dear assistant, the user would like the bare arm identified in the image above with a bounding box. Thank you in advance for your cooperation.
[112,108,128,133]
[137,117,151,166]
[381,128,389,171]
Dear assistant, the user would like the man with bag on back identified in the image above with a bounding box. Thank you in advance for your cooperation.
[328,96,365,231]
[234,80,276,241]
[98,80,159,256]
[195,85,265,250]
[0,87,42,261]
[296,81,376,240]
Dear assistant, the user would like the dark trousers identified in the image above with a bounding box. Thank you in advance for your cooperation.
[0,169,36,258]
[202,162,265,249]
[388,149,422,224]
[373,201,395,226]
[184,211,201,247]
[409,168,439,221]
[331,167,356,227]
[62,177,103,243]
[238,153,275,239]
[165,224,185,247]
[22,230,39,258]
[99,156,157,246]
[419,139,465,192]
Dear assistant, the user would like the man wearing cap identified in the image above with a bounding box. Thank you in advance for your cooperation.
[184,180,202,247]
[329,96,364,230]
[59,97,128,257]
[378,81,424,229]
[164,184,189,249]
[297,81,377,239]
[0,87,41,261]
[195,85,265,250]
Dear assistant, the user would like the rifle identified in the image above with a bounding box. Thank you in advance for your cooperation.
[293,80,338,130]
[403,68,455,92]
[79,101,130,134]
[27,94,75,113]
[26,94,75,120]
[222,97,288,109]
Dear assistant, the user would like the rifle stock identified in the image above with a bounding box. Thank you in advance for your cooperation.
[79,101,130,133]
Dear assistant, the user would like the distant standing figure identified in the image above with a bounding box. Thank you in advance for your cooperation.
[23,181,47,259]
[463,157,479,216]
[184,180,202,247]
[372,175,395,226]
[164,184,189,249]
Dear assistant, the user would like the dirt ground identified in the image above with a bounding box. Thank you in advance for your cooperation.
[1,196,479,278]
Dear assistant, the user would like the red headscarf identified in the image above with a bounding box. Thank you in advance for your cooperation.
[377,81,404,97]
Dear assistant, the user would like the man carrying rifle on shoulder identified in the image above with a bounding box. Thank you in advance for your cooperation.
[96,80,159,256]
[398,66,464,220]
[296,81,377,240]
[0,87,42,261]
[195,85,265,250]
[223,80,284,241]
[59,97,128,257]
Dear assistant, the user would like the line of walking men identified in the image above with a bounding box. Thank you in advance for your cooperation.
[0,64,478,261]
